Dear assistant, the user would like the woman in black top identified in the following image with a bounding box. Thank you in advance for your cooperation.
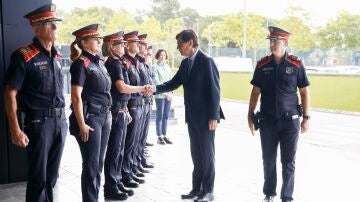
[68,24,112,202]
[102,31,148,200]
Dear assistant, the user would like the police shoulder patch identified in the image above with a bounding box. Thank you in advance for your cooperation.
[121,57,132,69]
[287,54,302,68]
[256,55,272,68]
[79,55,90,68]
[17,44,40,62]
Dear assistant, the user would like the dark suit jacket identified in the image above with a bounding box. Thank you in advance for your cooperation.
[156,50,225,125]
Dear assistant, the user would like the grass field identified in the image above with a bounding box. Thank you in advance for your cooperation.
[175,72,360,112]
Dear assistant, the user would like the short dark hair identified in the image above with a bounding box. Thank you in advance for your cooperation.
[155,49,168,60]
[176,29,198,48]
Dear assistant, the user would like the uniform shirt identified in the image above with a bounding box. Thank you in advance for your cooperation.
[105,56,131,102]
[70,50,112,107]
[122,53,142,100]
[250,52,310,119]
[5,37,65,111]
[136,54,154,98]
[153,62,172,99]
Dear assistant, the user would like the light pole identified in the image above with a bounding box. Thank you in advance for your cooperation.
[208,24,212,56]
[242,0,247,58]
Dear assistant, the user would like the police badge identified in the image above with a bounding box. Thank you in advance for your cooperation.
[286,67,293,74]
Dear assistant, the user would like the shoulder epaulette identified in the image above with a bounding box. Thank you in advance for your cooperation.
[256,55,272,68]
[17,44,40,62]
[287,54,302,68]
[79,55,90,68]
[55,52,62,59]
[121,57,132,69]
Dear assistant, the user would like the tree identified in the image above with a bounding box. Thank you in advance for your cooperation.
[150,0,180,25]
[278,7,316,49]
[178,8,200,29]
[318,11,360,49]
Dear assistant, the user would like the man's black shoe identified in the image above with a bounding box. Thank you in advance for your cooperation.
[131,174,145,184]
[263,195,275,202]
[138,166,150,173]
[146,142,154,146]
[181,190,201,199]
[104,186,128,201]
[195,192,214,202]
[117,183,134,196]
[141,161,154,169]
[122,178,139,188]
[132,168,145,177]
[281,200,292,202]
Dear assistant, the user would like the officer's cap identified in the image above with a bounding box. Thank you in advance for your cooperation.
[266,26,291,40]
[24,4,62,25]
[72,24,102,40]
[138,34,148,44]
[123,31,140,42]
[104,31,125,45]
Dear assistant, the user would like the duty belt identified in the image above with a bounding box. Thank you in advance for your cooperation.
[128,99,144,107]
[26,108,64,117]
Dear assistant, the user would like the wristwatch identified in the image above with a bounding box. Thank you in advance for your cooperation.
[303,115,310,120]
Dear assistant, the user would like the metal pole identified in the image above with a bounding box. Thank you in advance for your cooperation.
[208,25,211,56]
[242,0,247,58]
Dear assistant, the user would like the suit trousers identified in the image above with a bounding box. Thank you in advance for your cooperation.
[187,122,215,194]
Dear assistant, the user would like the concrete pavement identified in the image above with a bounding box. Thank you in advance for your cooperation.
[1,96,359,201]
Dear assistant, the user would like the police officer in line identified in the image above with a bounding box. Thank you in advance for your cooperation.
[68,24,112,202]
[135,34,155,172]
[120,31,150,188]
[102,31,151,200]
[4,4,67,202]
[247,26,310,202]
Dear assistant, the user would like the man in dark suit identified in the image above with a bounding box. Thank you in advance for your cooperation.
[154,30,224,202]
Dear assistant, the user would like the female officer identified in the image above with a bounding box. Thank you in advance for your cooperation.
[68,24,112,202]
[102,31,148,200]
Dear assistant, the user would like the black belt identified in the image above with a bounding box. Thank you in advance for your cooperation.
[26,108,64,117]
[112,101,128,113]
[86,103,111,114]
[143,98,152,104]
[128,99,144,107]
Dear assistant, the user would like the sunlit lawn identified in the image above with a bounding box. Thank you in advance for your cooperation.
[174,71,360,112]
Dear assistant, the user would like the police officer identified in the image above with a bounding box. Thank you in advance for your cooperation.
[135,34,155,172]
[247,26,310,202]
[68,24,112,202]
[4,4,66,202]
[102,31,150,199]
[120,31,148,187]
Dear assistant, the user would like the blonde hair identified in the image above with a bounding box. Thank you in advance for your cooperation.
[102,41,115,57]
[70,40,82,61]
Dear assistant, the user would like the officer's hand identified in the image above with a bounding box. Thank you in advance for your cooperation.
[208,120,217,131]
[248,116,255,136]
[301,119,309,134]
[11,130,29,148]
[80,124,95,142]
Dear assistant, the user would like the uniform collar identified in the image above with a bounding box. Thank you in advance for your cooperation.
[272,51,288,65]
[136,54,145,63]
[124,52,138,65]
[32,37,58,58]
[82,50,100,63]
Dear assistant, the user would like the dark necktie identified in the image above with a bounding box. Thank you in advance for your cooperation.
[187,58,192,76]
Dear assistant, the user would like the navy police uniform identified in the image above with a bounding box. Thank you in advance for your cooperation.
[5,4,67,202]
[120,31,145,186]
[68,24,112,202]
[102,31,132,199]
[250,26,310,201]
[135,34,154,170]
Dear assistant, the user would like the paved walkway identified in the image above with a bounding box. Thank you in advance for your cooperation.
[1,96,360,201]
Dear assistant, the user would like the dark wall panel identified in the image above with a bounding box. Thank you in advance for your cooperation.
[0,0,9,184]
[1,0,51,184]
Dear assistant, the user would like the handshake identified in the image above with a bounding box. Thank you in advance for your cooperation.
[143,84,154,96]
